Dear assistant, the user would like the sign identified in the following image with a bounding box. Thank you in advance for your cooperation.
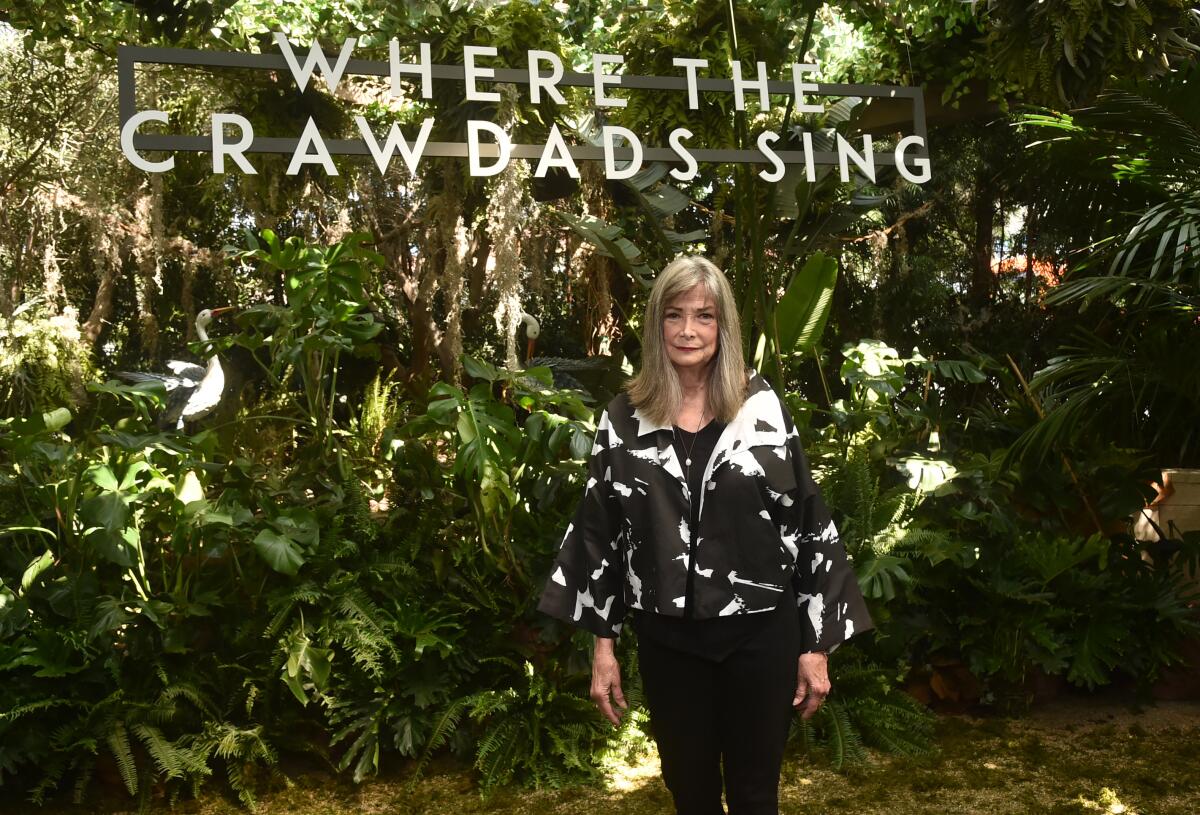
[119,35,931,183]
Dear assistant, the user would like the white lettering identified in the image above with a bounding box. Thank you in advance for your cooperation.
[534,123,579,178]
[593,54,626,108]
[527,50,567,105]
[287,118,337,175]
[121,110,174,173]
[791,63,823,114]
[801,131,816,182]
[355,116,433,174]
[390,40,432,99]
[467,120,512,176]
[274,32,356,93]
[211,113,256,174]
[602,125,642,180]
[464,45,500,102]
[668,127,698,181]
[895,135,932,183]
[731,60,771,111]
[836,133,875,183]
[757,131,785,182]
[672,57,708,110]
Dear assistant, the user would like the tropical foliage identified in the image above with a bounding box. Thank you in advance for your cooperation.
[1,0,1198,809]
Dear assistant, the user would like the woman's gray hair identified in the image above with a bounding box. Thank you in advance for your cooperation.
[626,255,748,425]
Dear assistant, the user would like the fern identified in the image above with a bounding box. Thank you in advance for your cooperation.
[791,652,937,769]
[193,721,279,809]
[0,697,78,723]
[131,723,211,782]
[28,754,67,805]
[475,717,524,794]
[409,694,473,783]
[262,581,323,639]
[134,723,182,779]
[159,682,218,721]
[828,703,868,770]
[0,301,97,415]
[106,721,138,796]
[70,757,94,805]
[335,588,394,645]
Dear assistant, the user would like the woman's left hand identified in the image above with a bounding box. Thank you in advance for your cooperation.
[793,651,830,720]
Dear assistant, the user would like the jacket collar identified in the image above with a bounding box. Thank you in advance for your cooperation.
[627,369,791,511]
[631,407,673,437]
[630,369,787,445]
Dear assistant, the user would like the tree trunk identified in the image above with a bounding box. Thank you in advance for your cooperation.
[82,229,120,345]
[1024,205,1039,307]
[970,170,996,312]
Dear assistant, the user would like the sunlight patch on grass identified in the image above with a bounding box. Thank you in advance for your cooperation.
[1075,787,1138,814]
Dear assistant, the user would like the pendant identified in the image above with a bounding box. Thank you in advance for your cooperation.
[685,458,692,466]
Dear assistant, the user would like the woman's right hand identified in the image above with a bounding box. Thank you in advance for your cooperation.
[591,636,627,727]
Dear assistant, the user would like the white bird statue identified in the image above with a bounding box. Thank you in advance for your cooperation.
[519,311,541,361]
[117,307,235,428]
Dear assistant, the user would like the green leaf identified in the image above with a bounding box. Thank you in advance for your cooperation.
[271,509,319,548]
[176,471,205,504]
[463,355,501,382]
[931,359,987,383]
[456,410,477,445]
[87,463,119,492]
[569,426,593,461]
[253,529,305,576]
[307,646,332,688]
[19,550,54,594]
[283,668,308,705]
[1068,615,1125,689]
[776,253,838,353]
[82,492,130,531]
[551,210,655,288]
[41,407,72,432]
[0,526,56,540]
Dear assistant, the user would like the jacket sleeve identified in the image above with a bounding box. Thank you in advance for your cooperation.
[783,427,875,655]
[536,409,628,639]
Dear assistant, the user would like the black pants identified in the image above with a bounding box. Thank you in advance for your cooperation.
[635,604,800,815]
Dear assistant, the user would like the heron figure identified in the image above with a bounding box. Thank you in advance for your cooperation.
[117,307,235,428]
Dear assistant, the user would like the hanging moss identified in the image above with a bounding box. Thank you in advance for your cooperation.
[484,85,532,372]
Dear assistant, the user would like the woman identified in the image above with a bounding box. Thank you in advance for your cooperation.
[537,255,873,815]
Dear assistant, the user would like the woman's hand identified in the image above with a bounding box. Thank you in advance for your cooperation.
[591,636,627,727]
[793,651,830,720]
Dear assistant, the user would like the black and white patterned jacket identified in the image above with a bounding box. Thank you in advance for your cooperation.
[537,369,874,653]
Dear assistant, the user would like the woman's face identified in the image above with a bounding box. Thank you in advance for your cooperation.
[662,283,719,375]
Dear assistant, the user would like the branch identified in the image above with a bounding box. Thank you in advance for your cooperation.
[844,199,935,244]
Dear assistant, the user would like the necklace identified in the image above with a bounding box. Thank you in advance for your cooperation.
[672,406,708,471]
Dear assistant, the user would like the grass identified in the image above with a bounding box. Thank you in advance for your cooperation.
[7,692,1199,815]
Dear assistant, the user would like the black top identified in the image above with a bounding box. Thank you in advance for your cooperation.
[631,416,781,660]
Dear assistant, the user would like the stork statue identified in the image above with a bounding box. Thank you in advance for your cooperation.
[516,311,608,395]
[117,307,235,428]
[519,311,540,360]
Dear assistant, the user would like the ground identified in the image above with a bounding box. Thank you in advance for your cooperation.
[11,691,1200,814]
